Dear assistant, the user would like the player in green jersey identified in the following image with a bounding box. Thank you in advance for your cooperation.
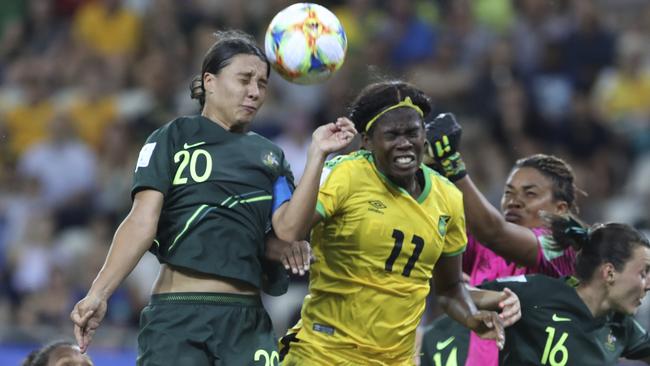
[70,30,356,366]
[483,215,650,365]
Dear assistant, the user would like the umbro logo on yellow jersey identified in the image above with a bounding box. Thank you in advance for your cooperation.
[368,200,387,214]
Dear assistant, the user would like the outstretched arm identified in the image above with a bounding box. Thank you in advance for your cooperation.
[70,189,162,352]
[455,176,540,267]
[272,118,356,242]
[425,113,539,267]
[433,255,505,349]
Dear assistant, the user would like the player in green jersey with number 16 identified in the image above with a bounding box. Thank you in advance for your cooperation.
[70,30,356,366]
[482,215,650,365]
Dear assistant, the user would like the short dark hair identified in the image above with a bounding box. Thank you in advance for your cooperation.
[190,30,270,108]
[513,154,582,213]
[549,215,650,282]
[348,80,432,134]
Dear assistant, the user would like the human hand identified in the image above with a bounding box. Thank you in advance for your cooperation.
[70,294,107,353]
[281,240,311,276]
[498,288,521,327]
[311,117,357,156]
[423,113,466,182]
[468,310,505,350]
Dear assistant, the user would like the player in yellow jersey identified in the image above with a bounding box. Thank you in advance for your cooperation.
[280,81,519,365]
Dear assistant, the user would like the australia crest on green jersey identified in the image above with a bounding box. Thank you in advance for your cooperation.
[262,151,280,171]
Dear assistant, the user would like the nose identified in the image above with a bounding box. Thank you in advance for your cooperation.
[505,194,523,209]
[247,83,260,100]
[395,135,413,150]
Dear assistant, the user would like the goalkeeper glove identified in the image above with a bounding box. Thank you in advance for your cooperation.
[424,113,467,182]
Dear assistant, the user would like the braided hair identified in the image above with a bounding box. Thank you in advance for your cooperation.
[513,154,584,213]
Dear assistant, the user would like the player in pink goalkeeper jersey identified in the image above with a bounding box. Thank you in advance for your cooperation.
[419,113,583,366]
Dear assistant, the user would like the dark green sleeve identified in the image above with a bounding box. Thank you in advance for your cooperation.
[622,317,650,359]
[132,126,174,199]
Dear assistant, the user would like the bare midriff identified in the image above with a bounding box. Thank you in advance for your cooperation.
[152,264,258,295]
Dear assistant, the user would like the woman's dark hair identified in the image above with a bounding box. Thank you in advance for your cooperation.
[25,340,81,366]
[190,30,270,108]
[513,154,584,213]
[348,80,432,134]
[549,214,650,282]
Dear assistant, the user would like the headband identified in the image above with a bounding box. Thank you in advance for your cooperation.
[364,96,424,132]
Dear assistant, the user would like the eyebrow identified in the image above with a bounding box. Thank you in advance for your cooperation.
[505,184,540,190]
[237,71,268,84]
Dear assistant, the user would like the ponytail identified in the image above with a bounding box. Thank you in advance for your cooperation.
[190,74,205,108]
[548,214,589,252]
[547,213,650,282]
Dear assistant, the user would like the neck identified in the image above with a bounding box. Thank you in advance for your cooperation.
[202,108,241,132]
[576,282,611,318]
[393,173,421,198]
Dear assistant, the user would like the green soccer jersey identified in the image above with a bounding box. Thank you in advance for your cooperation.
[420,314,470,366]
[132,115,295,293]
[482,275,650,366]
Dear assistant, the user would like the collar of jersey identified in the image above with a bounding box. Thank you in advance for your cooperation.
[366,153,431,203]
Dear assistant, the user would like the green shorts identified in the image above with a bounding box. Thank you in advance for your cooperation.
[137,292,279,366]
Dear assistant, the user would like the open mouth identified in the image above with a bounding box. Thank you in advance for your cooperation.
[393,155,416,169]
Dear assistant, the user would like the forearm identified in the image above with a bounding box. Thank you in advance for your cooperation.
[437,282,480,329]
[87,215,156,300]
[468,287,504,312]
[455,176,506,242]
[273,145,327,241]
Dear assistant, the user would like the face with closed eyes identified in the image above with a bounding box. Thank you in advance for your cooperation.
[203,54,268,132]
[363,108,425,188]
[500,167,568,228]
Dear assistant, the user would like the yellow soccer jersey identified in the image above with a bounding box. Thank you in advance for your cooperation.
[288,150,467,362]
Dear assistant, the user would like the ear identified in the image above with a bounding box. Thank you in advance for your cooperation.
[601,263,616,285]
[361,132,371,150]
[203,72,215,93]
[554,200,569,214]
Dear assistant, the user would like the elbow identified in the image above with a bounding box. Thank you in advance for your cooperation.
[272,211,308,242]
[272,221,303,242]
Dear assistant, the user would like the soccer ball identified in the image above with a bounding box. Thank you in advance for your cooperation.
[265,3,347,85]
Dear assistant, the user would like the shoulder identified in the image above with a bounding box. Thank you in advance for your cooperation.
[325,150,371,169]
[319,151,370,187]
[246,130,276,145]
[147,116,191,140]
[424,165,462,197]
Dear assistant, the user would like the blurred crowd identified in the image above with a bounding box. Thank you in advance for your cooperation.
[1,0,649,354]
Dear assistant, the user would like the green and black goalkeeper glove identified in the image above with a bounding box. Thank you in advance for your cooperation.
[424,112,467,182]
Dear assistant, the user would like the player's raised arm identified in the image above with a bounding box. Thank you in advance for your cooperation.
[425,114,577,268]
[271,117,356,242]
